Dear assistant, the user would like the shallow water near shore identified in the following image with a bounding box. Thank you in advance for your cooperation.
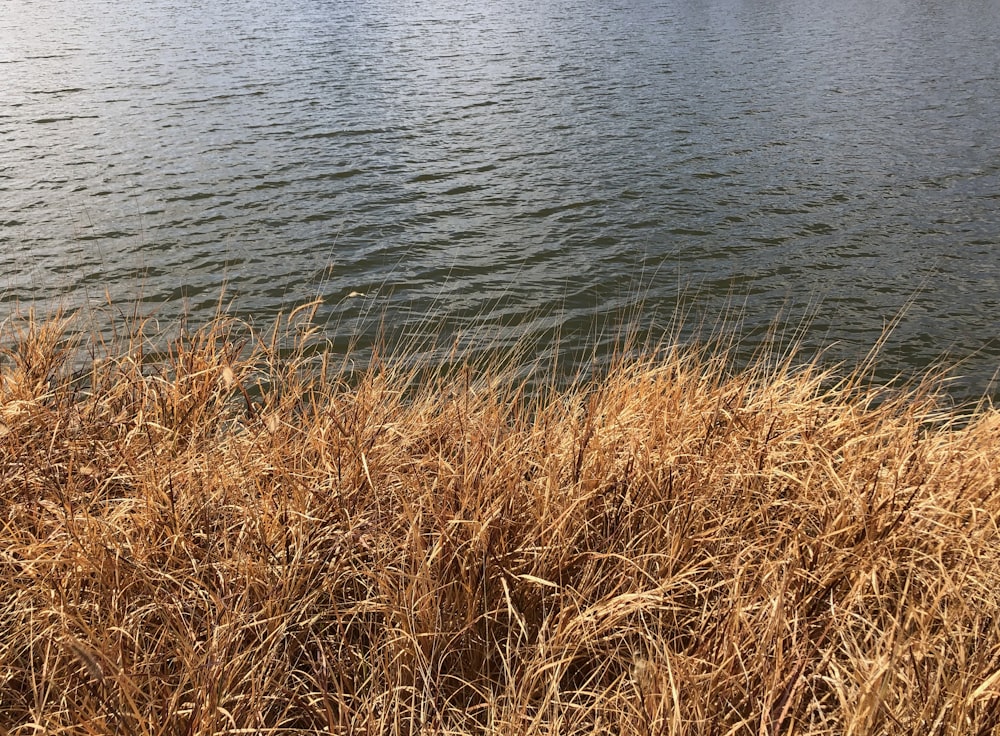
[2,0,998,402]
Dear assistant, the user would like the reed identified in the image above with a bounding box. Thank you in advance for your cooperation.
[1,304,998,735]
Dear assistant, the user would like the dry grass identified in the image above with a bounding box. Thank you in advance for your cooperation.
[1,304,999,735]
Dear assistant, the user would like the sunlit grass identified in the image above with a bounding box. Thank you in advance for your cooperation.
[1,303,999,735]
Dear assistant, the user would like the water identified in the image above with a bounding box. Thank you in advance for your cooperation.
[2,0,999,401]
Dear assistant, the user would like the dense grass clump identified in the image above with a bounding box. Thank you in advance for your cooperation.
[1,306,999,735]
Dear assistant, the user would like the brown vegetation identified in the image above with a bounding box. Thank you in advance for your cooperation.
[1,305,999,735]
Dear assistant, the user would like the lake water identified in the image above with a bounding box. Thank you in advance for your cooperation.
[3,0,999,401]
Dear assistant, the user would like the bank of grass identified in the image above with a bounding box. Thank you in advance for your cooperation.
[1,304,999,735]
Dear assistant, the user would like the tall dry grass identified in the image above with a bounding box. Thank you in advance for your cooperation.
[1,304,999,735]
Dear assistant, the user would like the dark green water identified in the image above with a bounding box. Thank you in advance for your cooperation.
[2,0,998,401]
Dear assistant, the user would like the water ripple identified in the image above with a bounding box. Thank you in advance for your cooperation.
[1,0,998,401]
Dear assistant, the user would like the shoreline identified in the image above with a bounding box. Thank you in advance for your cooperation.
[2,309,999,734]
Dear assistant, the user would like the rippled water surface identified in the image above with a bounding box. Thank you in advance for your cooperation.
[3,0,999,399]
